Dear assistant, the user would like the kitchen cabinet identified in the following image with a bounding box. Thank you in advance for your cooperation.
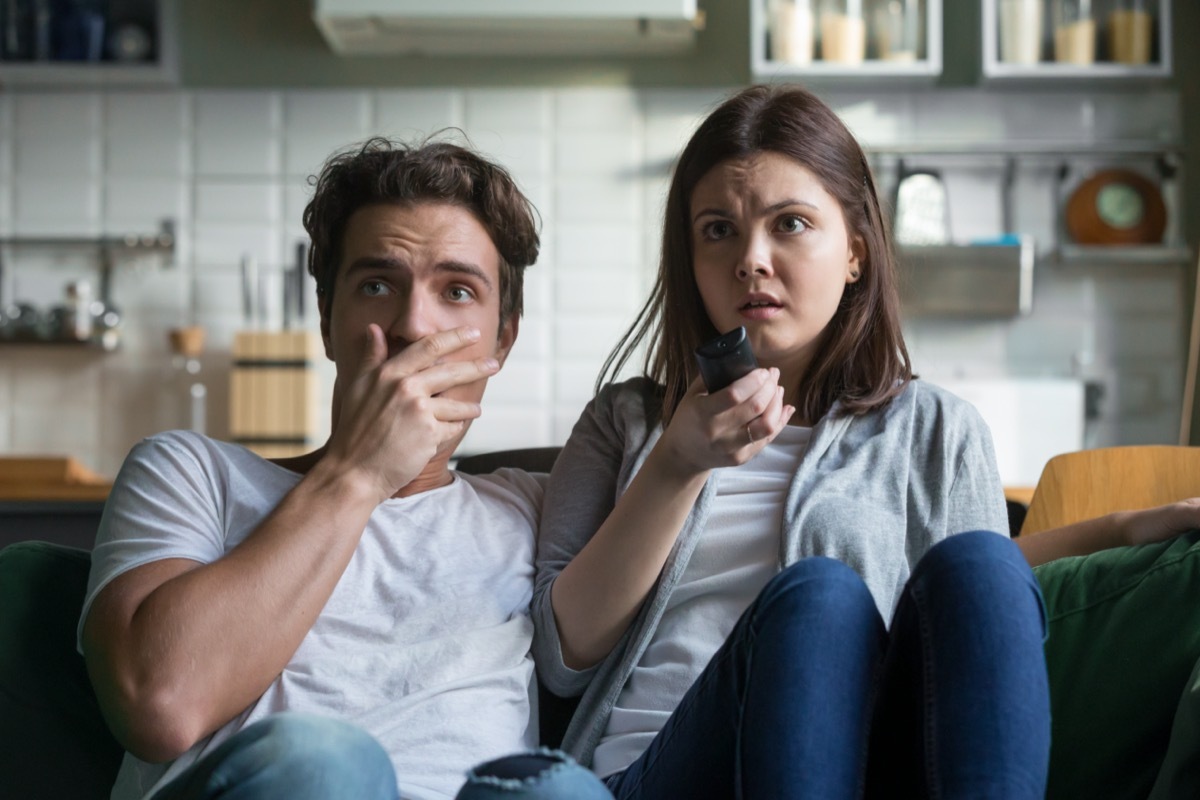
[751,0,943,82]
[0,0,177,88]
[982,0,1172,80]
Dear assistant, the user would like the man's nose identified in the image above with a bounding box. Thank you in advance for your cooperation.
[386,292,439,345]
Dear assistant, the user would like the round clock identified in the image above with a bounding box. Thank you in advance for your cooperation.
[1065,168,1167,246]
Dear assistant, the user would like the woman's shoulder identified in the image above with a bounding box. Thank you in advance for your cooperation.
[852,378,989,438]
[593,376,662,421]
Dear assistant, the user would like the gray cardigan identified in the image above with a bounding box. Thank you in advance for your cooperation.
[531,377,1008,766]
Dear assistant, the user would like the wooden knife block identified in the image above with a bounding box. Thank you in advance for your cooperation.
[230,331,321,458]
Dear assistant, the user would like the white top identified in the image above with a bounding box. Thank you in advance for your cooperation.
[591,424,812,777]
[78,431,544,800]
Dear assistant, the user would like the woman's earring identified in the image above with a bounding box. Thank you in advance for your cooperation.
[850,270,861,279]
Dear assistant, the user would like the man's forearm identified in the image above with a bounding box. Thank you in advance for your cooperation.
[84,460,380,762]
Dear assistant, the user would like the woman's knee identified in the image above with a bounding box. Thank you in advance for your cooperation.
[754,557,878,628]
[911,531,1045,630]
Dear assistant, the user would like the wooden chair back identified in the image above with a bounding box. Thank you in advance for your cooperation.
[1021,445,1200,536]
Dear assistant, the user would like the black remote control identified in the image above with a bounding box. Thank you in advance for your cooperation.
[695,326,758,392]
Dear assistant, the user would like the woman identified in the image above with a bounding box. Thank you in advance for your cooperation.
[534,83,1054,798]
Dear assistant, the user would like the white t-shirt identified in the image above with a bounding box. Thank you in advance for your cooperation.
[78,430,545,800]
[592,424,811,778]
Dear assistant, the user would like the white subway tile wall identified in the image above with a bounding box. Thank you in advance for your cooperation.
[0,86,1187,479]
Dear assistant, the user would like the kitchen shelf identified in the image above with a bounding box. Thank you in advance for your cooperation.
[1053,244,1193,266]
[751,0,943,83]
[981,0,1171,82]
[0,0,177,89]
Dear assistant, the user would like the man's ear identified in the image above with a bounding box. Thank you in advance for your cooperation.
[494,314,520,368]
[318,294,333,360]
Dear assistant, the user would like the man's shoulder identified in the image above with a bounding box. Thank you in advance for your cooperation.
[456,467,546,513]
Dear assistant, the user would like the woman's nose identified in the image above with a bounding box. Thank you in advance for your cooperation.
[735,234,773,280]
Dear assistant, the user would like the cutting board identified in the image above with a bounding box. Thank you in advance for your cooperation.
[230,331,322,458]
[0,456,111,500]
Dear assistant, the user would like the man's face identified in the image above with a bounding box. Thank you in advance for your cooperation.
[321,202,516,417]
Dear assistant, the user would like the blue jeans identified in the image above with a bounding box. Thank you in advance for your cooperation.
[603,530,1051,800]
[152,712,610,800]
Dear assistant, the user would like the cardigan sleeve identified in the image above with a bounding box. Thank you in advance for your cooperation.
[531,379,651,697]
[944,404,1010,540]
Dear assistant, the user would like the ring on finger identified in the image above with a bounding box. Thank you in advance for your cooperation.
[745,424,755,445]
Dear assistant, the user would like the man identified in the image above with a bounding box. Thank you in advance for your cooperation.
[78,138,606,800]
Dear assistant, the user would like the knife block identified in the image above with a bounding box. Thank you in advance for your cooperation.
[229,331,321,458]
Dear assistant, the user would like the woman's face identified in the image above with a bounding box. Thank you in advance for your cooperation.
[690,151,861,383]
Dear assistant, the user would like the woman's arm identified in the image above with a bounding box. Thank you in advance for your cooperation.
[1018,499,1200,567]
[537,371,792,673]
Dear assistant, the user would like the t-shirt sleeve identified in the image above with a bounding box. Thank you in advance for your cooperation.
[77,432,228,653]
[532,383,636,697]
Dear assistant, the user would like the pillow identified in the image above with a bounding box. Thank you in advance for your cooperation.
[1035,529,1200,799]
[0,541,123,799]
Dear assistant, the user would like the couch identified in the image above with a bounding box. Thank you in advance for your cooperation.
[3,447,1200,799]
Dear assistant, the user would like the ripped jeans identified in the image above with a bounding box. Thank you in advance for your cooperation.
[150,712,612,800]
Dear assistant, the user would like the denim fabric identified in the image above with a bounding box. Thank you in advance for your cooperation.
[152,712,398,800]
[603,531,1050,800]
[456,749,614,800]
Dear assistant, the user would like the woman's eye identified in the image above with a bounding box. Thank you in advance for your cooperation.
[702,220,734,241]
[446,286,474,303]
[777,215,807,234]
[360,280,390,297]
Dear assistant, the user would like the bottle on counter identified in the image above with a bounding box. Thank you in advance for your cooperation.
[65,280,93,342]
[1052,0,1095,65]
[819,0,866,65]
[1108,0,1152,65]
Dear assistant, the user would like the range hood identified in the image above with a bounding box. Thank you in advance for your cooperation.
[312,0,703,57]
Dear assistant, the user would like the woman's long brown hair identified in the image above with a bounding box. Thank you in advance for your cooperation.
[597,84,912,425]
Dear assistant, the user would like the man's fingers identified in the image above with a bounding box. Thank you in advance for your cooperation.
[418,356,501,396]
[396,326,483,371]
[359,324,388,374]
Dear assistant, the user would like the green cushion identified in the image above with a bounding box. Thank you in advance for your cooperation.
[1037,529,1200,800]
[1148,651,1200,798]
[0,541,122,799]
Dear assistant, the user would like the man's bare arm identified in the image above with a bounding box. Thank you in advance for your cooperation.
[82,325,498,762]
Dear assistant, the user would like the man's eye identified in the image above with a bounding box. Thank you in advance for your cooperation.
[361,281,389,297]
[777,215,807,234]
[446,286,474,303]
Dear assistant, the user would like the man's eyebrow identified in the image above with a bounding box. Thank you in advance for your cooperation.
[437,260,494,292]
[342,257,493,292]
[344,255,407,276]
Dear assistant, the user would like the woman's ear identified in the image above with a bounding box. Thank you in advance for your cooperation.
[846,235,866,283]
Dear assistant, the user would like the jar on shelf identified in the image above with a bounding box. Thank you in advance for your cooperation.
[1052,0,1095,65]
[819,0,866,65]
[768,0,815,64]
[998,0,1045,64]
[871,0,921,62]
[1108,0,1152,65]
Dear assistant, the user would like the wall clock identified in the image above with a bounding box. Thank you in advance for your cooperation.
[1065,168,1167,246]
